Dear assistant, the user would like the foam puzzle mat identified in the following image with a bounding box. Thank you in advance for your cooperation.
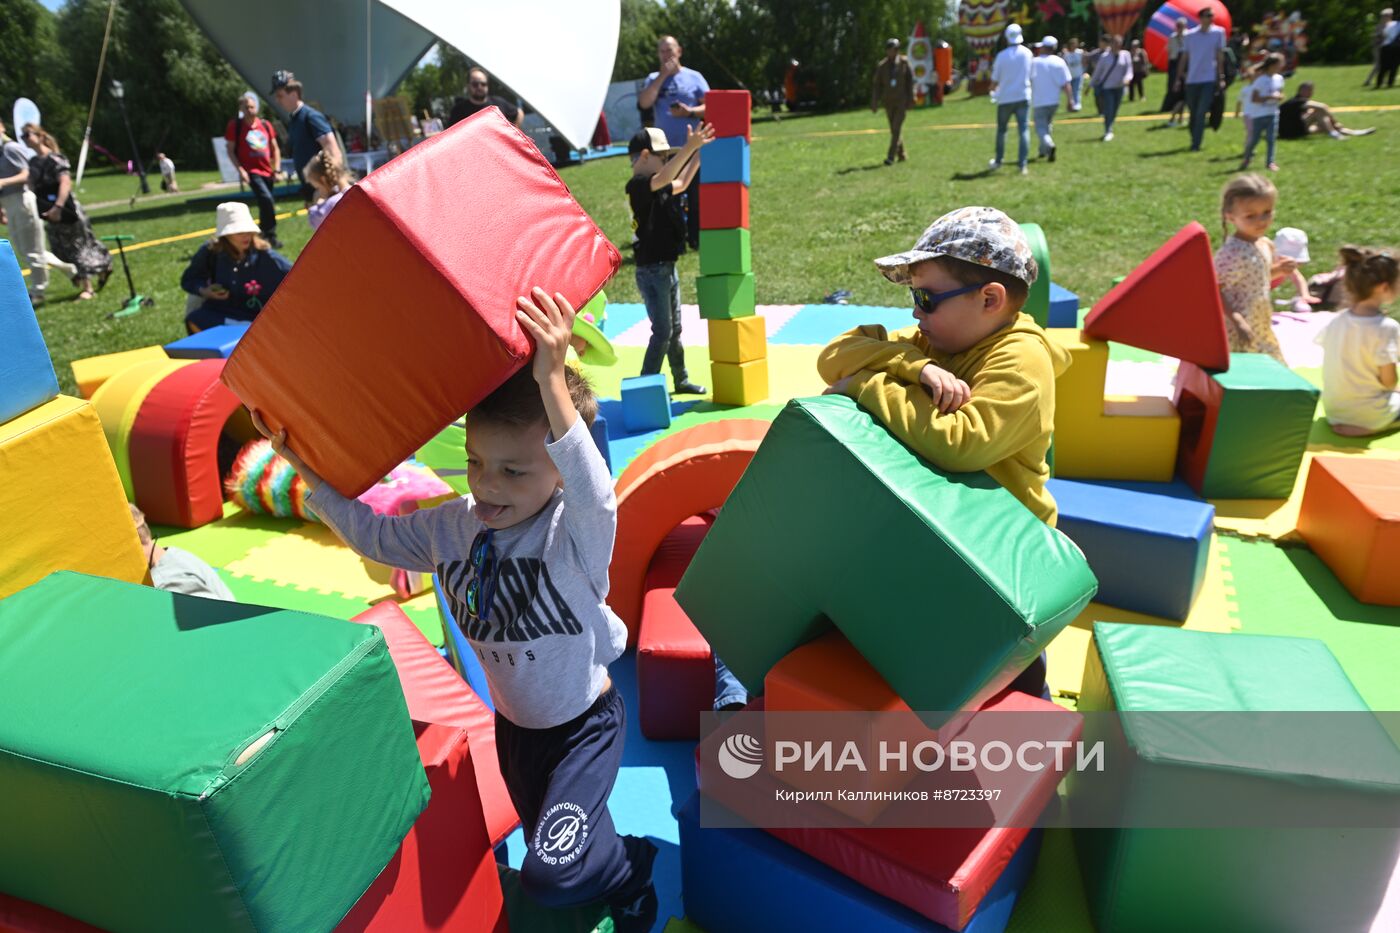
[128,302,1400,932]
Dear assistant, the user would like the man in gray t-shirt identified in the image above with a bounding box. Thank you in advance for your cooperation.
[1175,8,1227,151]
[0,117,73,301]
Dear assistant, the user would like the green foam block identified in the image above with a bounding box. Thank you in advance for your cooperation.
[0,572,430,933]
[673,395,1097,721]
[1072,623,1400,933]
[699,228,752,276]
[1019,222,1051,327]
[696,272,756,320]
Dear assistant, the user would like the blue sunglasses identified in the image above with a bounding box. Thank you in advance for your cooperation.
[910,283,986,314]
[465,529,501,622]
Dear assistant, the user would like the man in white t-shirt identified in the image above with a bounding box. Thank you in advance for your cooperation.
[990,22,1035,174]
[1030,37,1073,162]
[1175,7,1227,151]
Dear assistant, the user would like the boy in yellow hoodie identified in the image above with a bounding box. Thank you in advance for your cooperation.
[818,205,1071,526]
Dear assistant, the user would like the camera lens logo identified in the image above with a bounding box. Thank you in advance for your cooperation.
[717,733,763,780]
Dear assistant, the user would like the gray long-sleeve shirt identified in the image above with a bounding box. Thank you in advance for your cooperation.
[307,417,627,729]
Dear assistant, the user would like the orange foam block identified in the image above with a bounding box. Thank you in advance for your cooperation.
[222,108,620,498]
[1084,222,1231,371]
[1297,457,1400,606]
[610,419,769,645]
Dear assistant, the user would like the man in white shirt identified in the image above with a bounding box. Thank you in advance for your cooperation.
[1377,9,1400,89]
[1175,7,1227,151]
[1030,37,1073,162]
[990,22,1035,174]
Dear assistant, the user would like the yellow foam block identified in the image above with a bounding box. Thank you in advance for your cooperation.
[0,396,148,598]
[70,346,169,399]
[708,316,768,365]
[89,357,194,499]
[1047,328,1109,416]
[711,358,769,407]
[1054,395,1180,482]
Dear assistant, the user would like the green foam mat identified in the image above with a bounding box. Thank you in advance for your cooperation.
[220,573,444,647]
[1005,826,1096,933]
[1221,537,1400,711]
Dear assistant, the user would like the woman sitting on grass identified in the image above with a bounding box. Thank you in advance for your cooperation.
[180,202,291,333]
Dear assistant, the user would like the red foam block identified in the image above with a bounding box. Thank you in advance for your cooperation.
[697,182,749,230]
[128,359,243,528]
[638,515,716,740]
[697,692,1082,930]
[351,602,518,847]
[1084,222,1230,371]
[703,90,752,140]
[337,722,506,933]
[223,108,620,498]
[610,420,769,644]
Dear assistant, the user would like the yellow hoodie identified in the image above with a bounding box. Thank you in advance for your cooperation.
[817,312,1072,526]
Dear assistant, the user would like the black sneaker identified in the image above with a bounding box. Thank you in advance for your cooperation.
[1048,145,1056,163]
[266,234,284,249]
[610,837,659,933]
[672,381,707,396]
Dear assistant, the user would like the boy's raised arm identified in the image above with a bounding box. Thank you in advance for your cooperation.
[817,324,931,385]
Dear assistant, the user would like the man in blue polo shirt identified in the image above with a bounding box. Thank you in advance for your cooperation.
[271,70,343,199]
[1174,8,1227,152]
[638,36,708,249]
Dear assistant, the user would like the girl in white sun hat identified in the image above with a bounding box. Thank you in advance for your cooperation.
[1272,226,1322,313]
[179,201,291,333]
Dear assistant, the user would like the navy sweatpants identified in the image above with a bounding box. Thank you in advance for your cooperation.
[496,687,653,912]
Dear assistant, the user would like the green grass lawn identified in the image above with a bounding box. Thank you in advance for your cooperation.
[19,64,1400,396]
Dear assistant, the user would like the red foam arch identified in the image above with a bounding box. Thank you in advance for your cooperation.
[610,419,770,645]
[128,359,244,528]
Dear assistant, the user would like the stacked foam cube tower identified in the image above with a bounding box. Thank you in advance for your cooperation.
[0,240,146,598]
[698,90,769,406]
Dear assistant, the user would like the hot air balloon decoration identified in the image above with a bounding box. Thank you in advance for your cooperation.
[1093,0,1147,37]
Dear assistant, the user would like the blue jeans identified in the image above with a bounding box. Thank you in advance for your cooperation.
[714,655,748,711]
[1070,74,1084,109]
[1243,112,1278,165]
[1099,87,1124,134]
[995,101,1029,168]
[1185,81,1216,149]
[246,172,277,237]
[636,261,688,384]
[1033,104,1059,154]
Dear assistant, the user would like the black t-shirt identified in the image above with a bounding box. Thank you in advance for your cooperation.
[448,95,519,127]
[1278,98,1307,139]
[627,174,686,265]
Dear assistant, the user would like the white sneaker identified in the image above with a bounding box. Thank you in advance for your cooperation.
[988,159,1002,170]
[1103,131,1115,141]
[1019,165,1029,175]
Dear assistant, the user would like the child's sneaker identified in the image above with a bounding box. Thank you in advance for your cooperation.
[610,837,659,933]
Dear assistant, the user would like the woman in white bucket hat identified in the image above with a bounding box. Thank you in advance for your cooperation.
[179,201,291,333]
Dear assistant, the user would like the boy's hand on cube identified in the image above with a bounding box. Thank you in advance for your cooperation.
[516,287,577,384]
[920,364,971,415]
[250,409,324,490]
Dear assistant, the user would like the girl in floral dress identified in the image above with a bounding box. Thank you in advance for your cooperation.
[1215,174,1293,364]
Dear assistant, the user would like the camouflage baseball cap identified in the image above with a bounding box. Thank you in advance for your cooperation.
[874,206,1039,287]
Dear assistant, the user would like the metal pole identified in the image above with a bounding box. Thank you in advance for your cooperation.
[114,91,149,194]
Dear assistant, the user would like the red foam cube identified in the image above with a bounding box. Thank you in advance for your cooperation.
[638,516,717,740]
[698,182,750,230]
[1084,222,1231,372]
[704,90,752,140]
[223,108,620,497]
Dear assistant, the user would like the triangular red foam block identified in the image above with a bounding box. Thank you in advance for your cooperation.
[1084,222,1231,371]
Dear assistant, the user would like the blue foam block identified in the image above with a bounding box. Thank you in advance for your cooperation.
[679,794,1040,933]
[770,304,915,346]
[432,573,494,711]
[0,239,59,424]
[1048,282,1079,328]
[589,410,612,471]
[620,374,672,432]
[1048,478,1215,621]
[163,321,251,359]
[702,136,750,186]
